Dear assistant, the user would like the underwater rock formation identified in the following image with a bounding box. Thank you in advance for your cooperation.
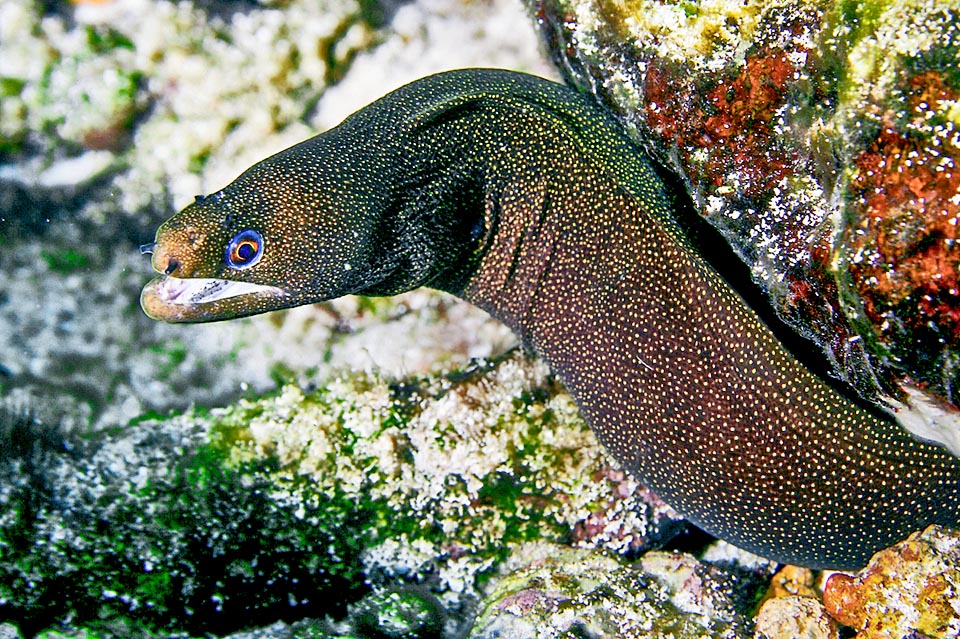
[531,0,960,446]
[0,356,684,637]
[822,525,960,639]
[470,545,751,639]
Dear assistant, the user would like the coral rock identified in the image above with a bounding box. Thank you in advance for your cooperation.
[761,565,818,602]
[754,595,838,639]
[0,356,679,637]
[530,0,960,441]
[470,545,748,638]
[822,525,960,638]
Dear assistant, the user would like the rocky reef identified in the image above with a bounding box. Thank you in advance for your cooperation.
[1,0,958,636]
[0,356,705,637]
[531,0,960,449]
[823,525,960,639]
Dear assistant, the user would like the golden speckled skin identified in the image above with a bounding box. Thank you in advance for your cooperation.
[142,69,960,569]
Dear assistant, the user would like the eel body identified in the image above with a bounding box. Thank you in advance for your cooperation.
[141,68,960,570]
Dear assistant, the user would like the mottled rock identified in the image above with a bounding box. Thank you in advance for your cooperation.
[530,0,960,439]
[761,565,818,602]
[571,469,684,554]
[753,560,836,639]
[470,545,749,639]
[754,596,838,639]
[822,525,960,638]
[0,355,682,638]
[1,0,365,223]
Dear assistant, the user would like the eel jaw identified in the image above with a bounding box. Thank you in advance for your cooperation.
[140,275,289,323]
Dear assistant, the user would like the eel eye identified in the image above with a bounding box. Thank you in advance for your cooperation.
[226,229,263,269]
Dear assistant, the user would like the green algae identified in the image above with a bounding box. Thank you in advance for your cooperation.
[348,587,445,638]
[0,409,368,637]
[834,0,890,48]
[0,354,673,637]
[40,249,91,274]
[203,361,590,552]
[147,339,189,381]
[34,40,144,151]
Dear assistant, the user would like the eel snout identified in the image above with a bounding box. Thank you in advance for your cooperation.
[139,231,286,323]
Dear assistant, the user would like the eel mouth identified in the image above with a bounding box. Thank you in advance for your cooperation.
[140,275,288,322]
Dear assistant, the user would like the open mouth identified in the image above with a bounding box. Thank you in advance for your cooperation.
[141,276,288,322]
[152,276,285,306]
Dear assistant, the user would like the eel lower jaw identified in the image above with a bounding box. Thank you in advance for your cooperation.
[140,275,289,322]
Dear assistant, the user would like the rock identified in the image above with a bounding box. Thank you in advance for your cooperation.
[347,586,445,639]
[0,623,22,639]
[1,0,364,221]
[529,0,960,442]
[0,355,683,637]
[753,562,836,639]
[469,545,749,638]
[754,596,838,639]
[760,565,818,602]
[822,525,960,638]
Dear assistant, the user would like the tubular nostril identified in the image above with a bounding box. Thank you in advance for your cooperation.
[140,242,156,255]
[164,258,180,276]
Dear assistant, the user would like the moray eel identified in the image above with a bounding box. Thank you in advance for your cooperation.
[141,68,960,570]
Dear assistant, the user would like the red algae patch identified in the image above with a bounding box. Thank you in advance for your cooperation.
[845,71,960,377]
[530,0,960,436]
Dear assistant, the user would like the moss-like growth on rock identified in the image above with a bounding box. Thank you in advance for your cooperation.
[0,355,678,638]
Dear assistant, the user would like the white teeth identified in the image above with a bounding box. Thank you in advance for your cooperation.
[156,277,285,305]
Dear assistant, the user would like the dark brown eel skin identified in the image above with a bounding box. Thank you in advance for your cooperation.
[141,68,960,570]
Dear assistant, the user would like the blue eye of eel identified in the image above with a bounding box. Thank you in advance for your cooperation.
[141,68,960,571]
[225,230,263,269]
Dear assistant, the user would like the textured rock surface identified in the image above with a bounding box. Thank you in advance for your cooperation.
[0,355,685,637]
[470,546,752,639]
[754,596,838,639]
[529,0,960,443]
[822,525,960,638]
[753,566,836,639]
[760,565,818,602]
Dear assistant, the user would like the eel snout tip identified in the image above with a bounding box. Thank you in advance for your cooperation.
[142,241,181,277]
